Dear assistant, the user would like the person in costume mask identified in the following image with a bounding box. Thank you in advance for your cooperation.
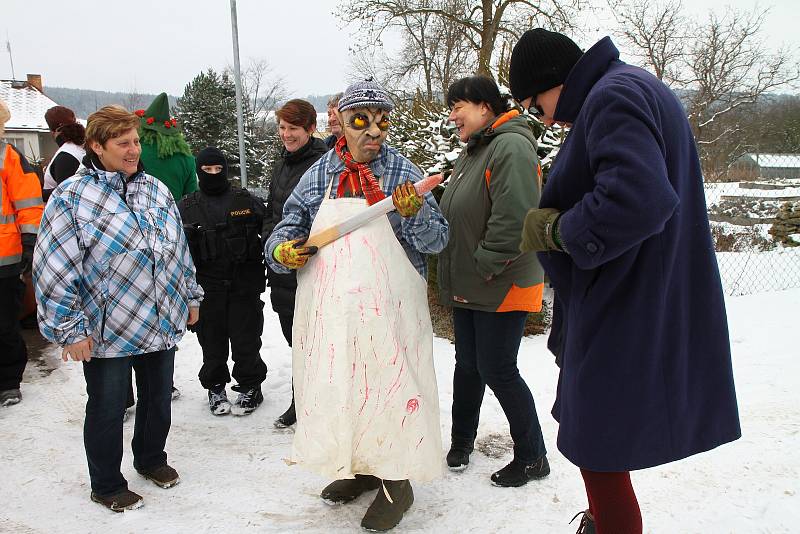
[125,92,197,407]
[136,92,197,202]
[178,147,268,416]
[265,79,449,532]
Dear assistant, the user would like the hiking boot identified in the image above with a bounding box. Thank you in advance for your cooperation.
[231,387,263,416]
[90,488,143,512]
[208,385,232,416]
[570,510,597,534]
[171,386,181,401]
[446,436,474,471]
[361,479,414,532]
[0,388,21,407]
[274,399,296,428]
[490,456,550,487]
[320,474,381,505]
[137,464,180,489]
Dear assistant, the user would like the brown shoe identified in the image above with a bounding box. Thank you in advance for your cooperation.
[137,464,180,488]
[320,474,380,505]
[90,489,143,512]
[361,479,414,532]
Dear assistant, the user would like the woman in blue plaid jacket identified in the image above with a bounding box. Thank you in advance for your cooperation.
[33,105,203,512]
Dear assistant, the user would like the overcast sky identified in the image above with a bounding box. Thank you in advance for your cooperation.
[3,0,798,98]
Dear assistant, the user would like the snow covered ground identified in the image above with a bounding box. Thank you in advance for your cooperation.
[1,288,798,533]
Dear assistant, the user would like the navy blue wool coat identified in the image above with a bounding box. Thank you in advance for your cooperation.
[538,37,741,471]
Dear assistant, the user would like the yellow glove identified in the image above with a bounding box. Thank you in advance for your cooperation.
[273,238,318,269]
[392,180,424,218]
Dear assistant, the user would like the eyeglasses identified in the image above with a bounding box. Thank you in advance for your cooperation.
[516,99,544,119]
[528,103,545,118]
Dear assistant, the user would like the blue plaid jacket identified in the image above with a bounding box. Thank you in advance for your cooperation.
[33,163,203,358]
[265,144,448,278]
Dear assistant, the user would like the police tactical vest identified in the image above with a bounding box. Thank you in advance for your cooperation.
[181,188,264,267]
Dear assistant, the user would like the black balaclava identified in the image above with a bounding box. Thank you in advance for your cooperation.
[196,147,230,195]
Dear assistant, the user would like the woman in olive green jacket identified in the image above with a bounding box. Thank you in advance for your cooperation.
[438,76,548,488]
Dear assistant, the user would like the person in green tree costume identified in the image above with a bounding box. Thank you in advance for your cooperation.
[122,93,197,411]
[136,93,198,201]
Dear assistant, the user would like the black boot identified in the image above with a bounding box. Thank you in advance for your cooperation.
[570,510,596,534]
[446,436,474,471]
[490,455,550,487]
[274,398,296,428]
[320,474,380,505]
[361,479,414,532]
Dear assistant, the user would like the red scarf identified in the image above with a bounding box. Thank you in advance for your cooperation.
[334,135,386,206]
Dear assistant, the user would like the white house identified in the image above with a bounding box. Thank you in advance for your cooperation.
[733,153,800,180]
[0,74,60,164]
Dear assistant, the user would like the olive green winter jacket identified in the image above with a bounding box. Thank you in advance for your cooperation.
[437,110,544,312]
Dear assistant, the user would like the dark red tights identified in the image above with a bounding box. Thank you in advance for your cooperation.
[580,469,643,534]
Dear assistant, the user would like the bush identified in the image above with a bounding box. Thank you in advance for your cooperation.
[710,223,776,252]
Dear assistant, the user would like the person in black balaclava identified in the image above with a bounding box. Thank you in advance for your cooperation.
[178,147,268,416]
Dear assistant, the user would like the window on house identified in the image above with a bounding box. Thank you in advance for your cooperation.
[5,137,26,156]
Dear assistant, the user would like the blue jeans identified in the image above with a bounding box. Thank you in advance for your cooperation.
[451,308,546,463]
[82,348,174,496]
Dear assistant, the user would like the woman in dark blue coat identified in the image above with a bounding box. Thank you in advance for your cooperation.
[509,29,741,534]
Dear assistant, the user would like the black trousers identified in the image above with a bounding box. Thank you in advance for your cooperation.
[0,276,27,391]
[451,308,547,463]
[278,312,293,347]
[197,289,267,390]
[83,349,174,496]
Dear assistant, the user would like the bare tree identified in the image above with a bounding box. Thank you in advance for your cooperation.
[380,0,476,100]
[236,58,289,122]
[339,0,585,79]
[685,7,799,175]
[609,0,688,84]
[123,86,150,112]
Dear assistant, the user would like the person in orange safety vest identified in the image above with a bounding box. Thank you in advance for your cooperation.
[0,98,44,407]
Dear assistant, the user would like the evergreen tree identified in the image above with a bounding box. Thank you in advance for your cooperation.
[176,68,271,187]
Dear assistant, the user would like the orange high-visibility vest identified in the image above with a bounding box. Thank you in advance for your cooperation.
[1,141,43,267]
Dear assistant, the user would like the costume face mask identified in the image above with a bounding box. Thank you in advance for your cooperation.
[196,147,230,195]
[337,108,390,163]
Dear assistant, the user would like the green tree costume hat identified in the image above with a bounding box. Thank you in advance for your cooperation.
[136,92,192,159]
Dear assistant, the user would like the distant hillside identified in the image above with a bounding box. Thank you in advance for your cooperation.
[43,86,344,118]
[43,87,178,119]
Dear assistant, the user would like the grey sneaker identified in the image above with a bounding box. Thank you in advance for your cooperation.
[0,388,21,407]
[231,387,263,416]
[208,385,232,416]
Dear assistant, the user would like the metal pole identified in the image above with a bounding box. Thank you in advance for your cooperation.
[6,32,15,79]
[230,0,248,188]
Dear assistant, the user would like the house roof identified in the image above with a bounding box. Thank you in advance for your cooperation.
[0,80,59,131]
[741,153,800,169]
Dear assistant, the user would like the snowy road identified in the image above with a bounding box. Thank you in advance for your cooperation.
[1,289,798,533]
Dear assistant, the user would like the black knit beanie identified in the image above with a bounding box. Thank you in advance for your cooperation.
[509,28,584,102]
[196,147,230,195]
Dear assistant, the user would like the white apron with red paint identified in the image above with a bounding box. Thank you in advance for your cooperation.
[290,177,442,482]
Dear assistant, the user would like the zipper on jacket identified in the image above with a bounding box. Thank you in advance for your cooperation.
[100,301,108,345]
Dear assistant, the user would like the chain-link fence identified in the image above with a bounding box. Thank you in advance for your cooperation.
[706,153,800,295]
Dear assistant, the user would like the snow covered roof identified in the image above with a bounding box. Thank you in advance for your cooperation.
[0,80,59,131]
[741,153,800,169]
